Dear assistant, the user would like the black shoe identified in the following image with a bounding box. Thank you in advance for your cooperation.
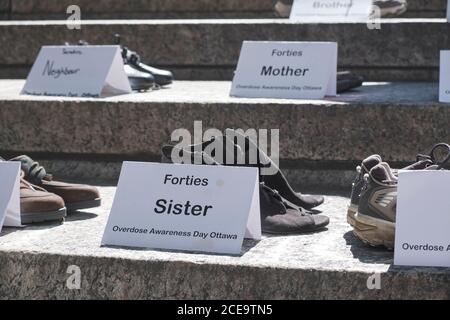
[260,183,329,235]
[124,64,156,91]
[224,129,325,209]
[337,71,364,93]
[65,39,155,92]
[161,131,325,210]
[115,34,174,87]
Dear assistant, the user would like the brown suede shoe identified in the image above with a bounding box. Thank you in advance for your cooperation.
[20,171,66,224]
[11,155,101,212]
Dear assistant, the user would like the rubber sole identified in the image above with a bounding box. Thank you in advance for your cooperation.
[352,212,395,250]
[21,207,66,224]
[128,77,154,91]
[347,204,358,227]
[66,198,102,212]
[262,225,328,235]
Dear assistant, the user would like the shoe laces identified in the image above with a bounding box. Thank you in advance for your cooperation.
[26,159,52,184]
[19,171,47,192]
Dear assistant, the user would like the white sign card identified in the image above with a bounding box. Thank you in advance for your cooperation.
[447,1,450,22]
[230,41,337,100]
[21,45,131,98]
[394,171,450,267]
[439,50,450,103]
[290,0,373,22]
[102,162,261,255]
[0,162,22,232]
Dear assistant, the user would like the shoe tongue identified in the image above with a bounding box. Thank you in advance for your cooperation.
[403,159,433,170]
[362,155,381,172]
[10,155,47,184]
[370,164,392,182]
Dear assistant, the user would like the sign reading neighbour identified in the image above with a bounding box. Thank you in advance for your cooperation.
[394,171,450,267]
[102,162,261,255]
[21,45,131,98]
[290,0,373,22]
[230,41,337,100]
[0,162,22,232]
[439,51,450,102]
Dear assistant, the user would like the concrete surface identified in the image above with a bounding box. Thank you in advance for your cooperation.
[0,19,447,81]
[0,186,449,299]
[0,0,445,19]
[0,80,446,165]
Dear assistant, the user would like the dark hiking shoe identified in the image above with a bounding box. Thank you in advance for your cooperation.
[19,171,66,224]
[11,156,101,212]
[348,155,382,226]
[348,143,450,226]
[353,163,398,250]
[260,183,329,234]
[372,0,407,17]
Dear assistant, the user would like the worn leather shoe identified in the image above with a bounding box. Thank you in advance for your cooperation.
[11,155,101,212]
[20,171,66,224]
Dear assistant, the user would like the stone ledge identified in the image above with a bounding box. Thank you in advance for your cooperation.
[0,80,447,164]
[0,0,446,19]
[0,186,449,299]
[0,19,447,81]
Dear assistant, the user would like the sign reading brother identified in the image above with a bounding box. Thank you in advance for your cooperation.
[290,0,373,22]
[102,162,261,255]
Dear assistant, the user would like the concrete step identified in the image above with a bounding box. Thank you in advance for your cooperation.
[0,185,448,299]
[0,0,446,19]
[0,79,447,188]
[0,19,446,82]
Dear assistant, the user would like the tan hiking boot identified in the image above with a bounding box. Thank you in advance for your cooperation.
[20,171,66,224]
[11,155,101,212]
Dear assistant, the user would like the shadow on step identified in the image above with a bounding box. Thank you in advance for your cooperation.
[343,231,393,265]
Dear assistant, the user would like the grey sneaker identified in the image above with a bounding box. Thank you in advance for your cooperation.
[348,143,449,227]
[273,0,293,17]
[353,163,398,250]
[348,155,382,227]
[372,0,407,17]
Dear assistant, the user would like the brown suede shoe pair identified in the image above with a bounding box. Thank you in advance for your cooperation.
[11,156,101,224]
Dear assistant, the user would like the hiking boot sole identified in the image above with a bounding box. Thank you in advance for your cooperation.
[353,212,395,250]
[347,204,358,227]
[66,198,102,212]
[21,207,67,224]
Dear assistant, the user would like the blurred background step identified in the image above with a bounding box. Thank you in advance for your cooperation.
[0,80,447,189]
[0,19,448,81]
[0,0,447,19]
